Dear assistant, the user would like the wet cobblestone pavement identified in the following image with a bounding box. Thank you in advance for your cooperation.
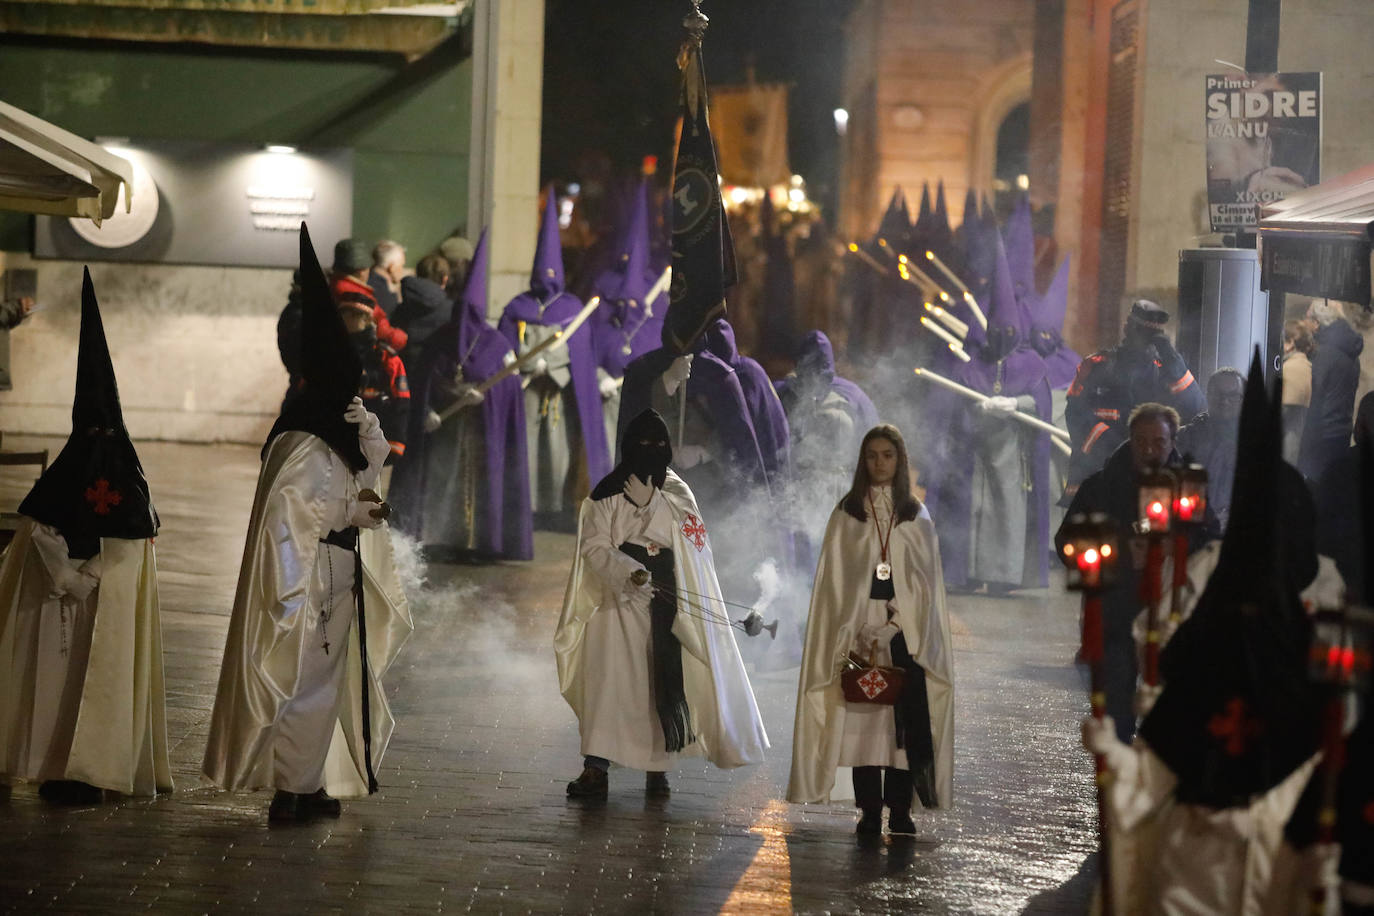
[1,439,1097,914]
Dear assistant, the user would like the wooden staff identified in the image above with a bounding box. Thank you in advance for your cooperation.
[913,367,1073,454]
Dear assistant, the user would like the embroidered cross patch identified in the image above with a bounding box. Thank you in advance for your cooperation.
[857,669,889,699]
[85,478,123,515]
[681,514,707,552]
[1207,697,1264,757]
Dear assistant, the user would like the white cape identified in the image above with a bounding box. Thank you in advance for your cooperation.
[554,470,769,769]
[202,431,413,798]
[0,518,171,795]
[787,507,954,808]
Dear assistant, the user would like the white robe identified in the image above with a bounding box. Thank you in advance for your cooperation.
[0,519,171,795]
[1093,736,1323,916]
[203,427,413,798]
[788,493,955,808]
[554,470,768,771]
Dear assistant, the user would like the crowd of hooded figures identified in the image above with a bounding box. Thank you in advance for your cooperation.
[0,175,1370,915]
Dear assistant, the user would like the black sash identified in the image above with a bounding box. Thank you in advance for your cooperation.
[891,630,937,807]
[321,526,378,794]
[619,542,693,753]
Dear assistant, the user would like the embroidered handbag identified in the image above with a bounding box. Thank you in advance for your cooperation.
[840,640,906,705]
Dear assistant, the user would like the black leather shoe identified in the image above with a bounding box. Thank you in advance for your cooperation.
[268,790,302,822]
[303,789,342,818]
[645,772,670,797]
[39,780,103,805]
[888,810,916,835]
[566,767,608,798]
[856,809,883,835]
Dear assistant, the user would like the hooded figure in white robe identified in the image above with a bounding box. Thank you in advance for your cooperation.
[788,423,954,835]
[1080,354,1330,915]
[203,226,413,822]
[0,269,171,803]
[556,409,768,797]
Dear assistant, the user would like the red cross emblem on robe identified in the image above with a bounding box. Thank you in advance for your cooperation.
[1207,697,1265,757]
[681,514,707,552]
[85,478,123,515]
[857,669,889,699]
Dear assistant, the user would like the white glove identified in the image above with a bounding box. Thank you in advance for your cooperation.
[624,567,654,603]
[623,473,654,508]
[424,410,442,433]
[502,350,517,368]
[531,357,549,378]
[349,491,388,530]
[454,384,484,409]
[343,396,381,437]
[980,395,1019,415]
[599,374,620,399]
[676,444,708,469]
[856,620,898,653]
[1081,715,1121,757]
[662,355,693,397]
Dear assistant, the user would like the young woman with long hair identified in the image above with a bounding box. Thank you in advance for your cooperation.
[787,424,955,835]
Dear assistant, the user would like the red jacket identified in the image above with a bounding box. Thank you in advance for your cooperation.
[330,275,408,353]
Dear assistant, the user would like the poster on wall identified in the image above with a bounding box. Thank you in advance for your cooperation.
[34,140,352,268]
[1205,72,1321,232]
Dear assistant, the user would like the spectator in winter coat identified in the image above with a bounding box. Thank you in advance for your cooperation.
[331,238,407,354]
[1297,299,1363,483]
[368,240,406,317]
[391,254,454,378]
[1281,319,1313,465]
[338,297,410,462]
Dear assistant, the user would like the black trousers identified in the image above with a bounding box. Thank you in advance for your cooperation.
[852,766,913,813]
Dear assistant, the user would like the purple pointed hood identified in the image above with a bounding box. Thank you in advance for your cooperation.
[917,182,933,230]
[875,186,909,248]
[457,228,492,347]
[960,188,978,234]
[985,233,1028,359]
[930,180,953,255]
[530,185,565,297]
[1004,194,1035,307]
[1031,256,1081,389]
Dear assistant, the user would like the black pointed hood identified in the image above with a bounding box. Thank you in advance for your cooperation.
[1140,350,1321,807]
[19,268,158,552]
[591,408,673,500]
[263,224,367,471]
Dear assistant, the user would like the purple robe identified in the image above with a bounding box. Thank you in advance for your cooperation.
[705,321,790,481]
[588,179,665,379]
[923,233,1052,588]
[497,293,611,486]
[499,187,612,489]
[775,330,878,432]
[391,230,533,559]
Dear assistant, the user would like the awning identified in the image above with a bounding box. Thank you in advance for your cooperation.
[1258,163,1374,304]
[0,100,135,225]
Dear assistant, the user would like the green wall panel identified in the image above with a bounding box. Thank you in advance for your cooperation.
[0,39,472,256]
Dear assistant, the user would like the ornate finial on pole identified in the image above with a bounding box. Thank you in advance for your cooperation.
[683,0,709,48]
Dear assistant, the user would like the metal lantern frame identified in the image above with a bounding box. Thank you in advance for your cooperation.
[1060,511,1119,592]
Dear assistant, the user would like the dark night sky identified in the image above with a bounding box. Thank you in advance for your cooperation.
[540,0,853,213]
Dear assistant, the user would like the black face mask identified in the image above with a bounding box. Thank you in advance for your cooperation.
[592,408,675,501]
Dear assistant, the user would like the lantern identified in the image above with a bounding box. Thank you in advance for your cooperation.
[1060,512,1119,591]
[1136,466,1176,536]
[1173,462,1208,525]
[1308,606,1374,691]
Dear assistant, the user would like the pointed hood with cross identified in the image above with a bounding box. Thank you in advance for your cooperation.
[529,184,567,299]
[20,268,158,554]
[1139,350,1323,808]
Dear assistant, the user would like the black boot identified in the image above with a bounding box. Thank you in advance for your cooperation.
[645,772,670,798]
[853,766,884,835]
[884,768,916,835]
[268,790,302,823]
[39,780,103,805]
[302,789,342,818]
[566,766,608,798]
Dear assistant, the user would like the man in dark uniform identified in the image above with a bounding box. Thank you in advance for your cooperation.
[1064,299,1206,500]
